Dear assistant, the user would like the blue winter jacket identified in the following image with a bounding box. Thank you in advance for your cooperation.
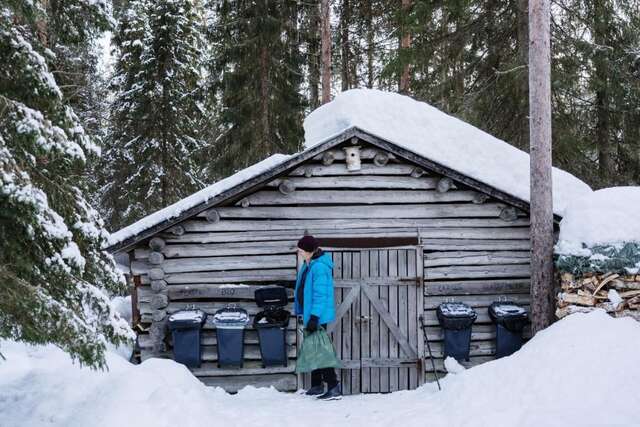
[293,252,336,327]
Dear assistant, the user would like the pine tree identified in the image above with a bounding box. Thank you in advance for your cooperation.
[0,1,132,367]
[207,0,306,177]
[101,0,206,230]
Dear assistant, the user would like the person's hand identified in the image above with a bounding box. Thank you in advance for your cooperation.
[306,315,319,333]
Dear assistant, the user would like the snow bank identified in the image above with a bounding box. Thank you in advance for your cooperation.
[556,187,640,254]
[304,89,592,216]
[107,154,291,247]
[2,310,639,427]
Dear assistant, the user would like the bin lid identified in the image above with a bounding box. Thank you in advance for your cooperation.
[212,305,250,326]
[489,302,528,320]
[437,302,476,318]
[255,286,289,308]
[168,309,206,327]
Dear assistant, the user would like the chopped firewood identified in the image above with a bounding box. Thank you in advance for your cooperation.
[619,290,640,298]
[556,305,596,319]
[592,274,620,296]
[559,292,596,306]
[595,302,617,313]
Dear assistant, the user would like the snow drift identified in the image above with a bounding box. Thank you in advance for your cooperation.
[1,310,639,427]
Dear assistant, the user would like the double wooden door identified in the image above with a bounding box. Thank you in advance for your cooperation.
[299,248,424,394]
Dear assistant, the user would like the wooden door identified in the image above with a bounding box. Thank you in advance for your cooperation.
[322,248,424,394]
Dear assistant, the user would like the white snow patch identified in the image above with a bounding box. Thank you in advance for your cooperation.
[608,289,624,309]
[443,356,466,374]
[108,154,291,246]
[304,89,592,216]
[1,311,639,427]
[556,187,640,255]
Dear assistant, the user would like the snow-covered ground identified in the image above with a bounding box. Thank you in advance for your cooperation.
[1,310,639,427]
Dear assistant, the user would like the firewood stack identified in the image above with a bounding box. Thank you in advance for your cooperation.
[557,273,640,321]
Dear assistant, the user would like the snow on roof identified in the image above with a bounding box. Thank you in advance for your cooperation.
[107,154,291,247]
[304,89,592,216]
[555,187,640,255]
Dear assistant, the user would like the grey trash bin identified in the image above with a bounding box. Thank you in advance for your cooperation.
[212,305,250,368]
[436,302,477,362]
[168,310,206,368]
[488,302,528,358]
[254,286,291,367]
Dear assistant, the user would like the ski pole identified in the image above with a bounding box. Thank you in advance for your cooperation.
[419,314,441,391]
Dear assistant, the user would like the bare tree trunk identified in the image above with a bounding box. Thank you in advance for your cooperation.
[340,0,351,91]
[321,0,332,104]
[366,0,374,88]
[529,0,555,333]
[517,0,530,149]
[308,1,320,109]
[260,45,270,154]
[399,0,411,94]
[593,0,612,183]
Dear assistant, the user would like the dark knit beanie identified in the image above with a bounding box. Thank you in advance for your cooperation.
[297,235,320,252]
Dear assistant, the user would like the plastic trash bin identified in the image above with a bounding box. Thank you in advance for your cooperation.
[488,302,528,358]
[212,305,250,368]
[436,302,477,362]
[168,309,206,368]
[253,286,291,367]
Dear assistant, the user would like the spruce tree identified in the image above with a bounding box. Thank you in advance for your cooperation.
[101,0,206,230]
[207,0,306,177]
[0,1,132,367]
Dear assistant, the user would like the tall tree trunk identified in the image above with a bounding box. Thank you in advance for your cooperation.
[529,0,555,333]
[593,0,612,183]
[260,45,270,154]
[308,1,321,109]
[517,0,530,149]
[320,0,332,104]
[340,0,351,91]
[366,0,374,88]
[399,0,412,94]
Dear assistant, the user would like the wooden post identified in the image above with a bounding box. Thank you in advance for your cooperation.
[528,0,554,333]
[320,0,331,104]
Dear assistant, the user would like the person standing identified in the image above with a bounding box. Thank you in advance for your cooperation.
[294,235,341,400]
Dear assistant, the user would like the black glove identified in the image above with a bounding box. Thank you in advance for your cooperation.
[306,315,319,333]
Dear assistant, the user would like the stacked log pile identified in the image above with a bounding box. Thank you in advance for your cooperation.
[557,273,640,321]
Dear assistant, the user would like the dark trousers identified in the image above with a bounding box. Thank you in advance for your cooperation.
[310,323,338,388]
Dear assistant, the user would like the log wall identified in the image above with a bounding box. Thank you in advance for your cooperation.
[126,138,533,391]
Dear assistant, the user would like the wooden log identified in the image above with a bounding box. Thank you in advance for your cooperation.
[265,175,439,190]
[436,177,454,193]
[425,264,531,280]
[205,209,220,223]
[150,279,168,292]
[322,151,336,165]
[242,189,480,206]
[472,193,490,204]
[198,330,297,346]
[150,294,169,309]
[424,293,530,309]
[210,203,512,220]
[148,237,166,251]
[373,152,389,167]
[499,206,519,222]
[424,251,530,267]
[424,279,530,296]
[182,217,531,233]
[239,197,250,208]
[165,284,294,301]
[135,241,296,259]
[313,147,383,161]
[148,251,164,265]
[197,374,297,392]
[140,268,297,285]
[200,346,296,361]
[410,167,426,178]
[555,305,595,319]
[151,310,167,322]
[148,268,164,280]
[278,179,295,195]
[164,301,294,316]
[290,163,416,177]
[190,362,296,376]
[132,254,296,275]
[168,225,185,236]
[421,238,530,251]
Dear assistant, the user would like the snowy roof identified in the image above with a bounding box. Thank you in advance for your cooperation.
[304,89,592,216]
[108,154,291,247]
[108,89,592,251]
[555,187,640,256]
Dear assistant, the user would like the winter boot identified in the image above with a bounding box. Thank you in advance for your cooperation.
[305,384,325,396]
[317,382,342,401]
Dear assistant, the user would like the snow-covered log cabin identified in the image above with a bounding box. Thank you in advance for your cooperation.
[107,89,592,393]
